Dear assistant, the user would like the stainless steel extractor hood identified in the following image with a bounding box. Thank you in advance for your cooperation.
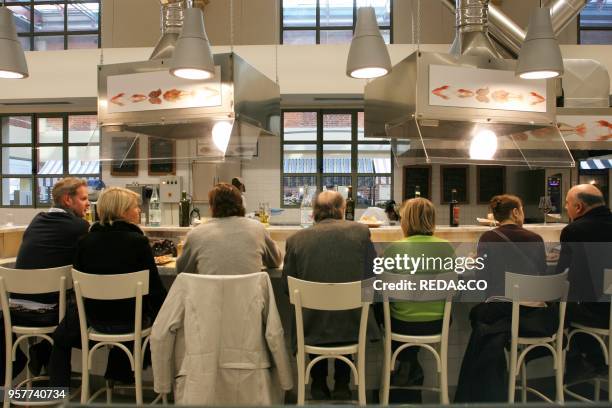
[97,52,281,161]
[364,51,574,168]
[363,0,579,168]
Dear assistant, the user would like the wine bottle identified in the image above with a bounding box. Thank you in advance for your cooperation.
[300,186,315,228]
[345,186,355,221]
[415,185,421,198]
[449,188,460,227]
[149,187,161,227]
[179,191,191,227]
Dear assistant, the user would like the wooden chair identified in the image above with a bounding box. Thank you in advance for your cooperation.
[71,268,151,405]
[379,271,456,405]
[0,264,71,407]
[506,271,569,403]
[287,276,370,405]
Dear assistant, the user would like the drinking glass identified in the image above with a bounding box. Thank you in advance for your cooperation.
[538,196,553,225]
[4,213,13,227]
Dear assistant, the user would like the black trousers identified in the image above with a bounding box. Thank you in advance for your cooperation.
[566,302,610,368]
[454,302,558,403]
[48,305,151,387]
[390,317,443,363]
[0,309,57,383]
[309,353,352,384]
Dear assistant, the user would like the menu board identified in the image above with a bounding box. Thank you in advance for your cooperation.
[477,166,506,204]
[441,165,469,203]
[110,136,139,176]
[148,137,176,176]
[403,166,431,200]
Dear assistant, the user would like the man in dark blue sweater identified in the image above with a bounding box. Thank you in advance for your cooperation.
[8,177,90,381]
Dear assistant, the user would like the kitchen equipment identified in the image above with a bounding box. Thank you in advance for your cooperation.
[160,176,182,203]
[190,208,201,225]
[126,183,155,225]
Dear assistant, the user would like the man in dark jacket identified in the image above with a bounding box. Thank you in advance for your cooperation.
[283,190,376,400]
[557,184,612,380]
[16,177,90,300]
[5,178,90,381]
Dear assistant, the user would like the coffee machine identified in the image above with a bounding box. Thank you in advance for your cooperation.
[126,183,156,224]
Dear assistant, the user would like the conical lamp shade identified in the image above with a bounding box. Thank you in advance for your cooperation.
[170,7,215,80]
[516,7,563,79]
[0,7,29,79]
[346,7,391,79]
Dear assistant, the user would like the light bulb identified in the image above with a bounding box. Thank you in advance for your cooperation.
[349,67,389,79]
[171,68,213,80]
[0,70,25,79]
[212,121,232,154]
[469,130,498,160]
[519,70,559,80]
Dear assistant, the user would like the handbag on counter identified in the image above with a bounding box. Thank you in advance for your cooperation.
[150,239,178,257]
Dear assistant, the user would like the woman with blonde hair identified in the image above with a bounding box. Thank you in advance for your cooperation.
[49,187,167,387]
[382,198,455,395]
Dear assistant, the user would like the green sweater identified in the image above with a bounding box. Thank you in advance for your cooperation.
[383,234,456,322]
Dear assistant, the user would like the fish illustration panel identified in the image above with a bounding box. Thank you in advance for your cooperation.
[106,66,222,113]
[428,65,547,113]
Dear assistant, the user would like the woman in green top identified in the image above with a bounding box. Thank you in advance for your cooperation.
[382,198,455,389]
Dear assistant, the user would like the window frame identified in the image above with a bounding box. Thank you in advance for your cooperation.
[6,0,101,51]
[578,2,612,44]
[0,112,101,208]
[280,0,393,45]
[280,109,393,209]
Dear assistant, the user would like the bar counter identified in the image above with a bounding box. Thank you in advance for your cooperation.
[140,223,565,243]
[0,223,566,260]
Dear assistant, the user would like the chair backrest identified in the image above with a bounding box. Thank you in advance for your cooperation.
[0,265,73,294]
[287,276,364,311]
[506,271,569,347]
[603,269,612,296]
[505,271,569,302]
[380,271,458,302]
[71,269,150,341]
[287,276,371,352]
[0,265,72,329]
[71,269,149,300]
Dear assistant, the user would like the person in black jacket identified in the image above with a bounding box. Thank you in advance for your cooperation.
[455,195,557,403]
[4,178,90,382]
[558,184,612,381]
[49,187,167,387]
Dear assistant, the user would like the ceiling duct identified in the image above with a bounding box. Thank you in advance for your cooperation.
[449,0,502,59]
[149,0,190,61]
[441,0,588,57]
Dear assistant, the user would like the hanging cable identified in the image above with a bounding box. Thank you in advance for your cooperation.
[275,0,279,85]
[230,0,234,54]
[416,0,421,51]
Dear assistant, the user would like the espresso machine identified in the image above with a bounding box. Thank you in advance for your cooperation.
[126,182,155,224]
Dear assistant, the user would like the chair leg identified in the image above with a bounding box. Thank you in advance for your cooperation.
[105,380,113,404]
[440,352,449,405]
[594,378,601,401]
[80,347,90,404]
[521,361,527,403]
[358,354,366,405]
[554,350,564,403]
[609,362,612,403]
[4,345,12,408]
[379,341,391,405]
[508,352,517,403]
[297,357,306,405]
[135,352,143,405]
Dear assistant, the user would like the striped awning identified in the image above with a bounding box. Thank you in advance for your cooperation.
[39,160,100,175]
[580,159,612,170]
[284,157,391,174]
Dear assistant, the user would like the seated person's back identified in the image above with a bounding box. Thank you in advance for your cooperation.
[176,183,281,275]
[74,187,166,331]
[15,177,90,303]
